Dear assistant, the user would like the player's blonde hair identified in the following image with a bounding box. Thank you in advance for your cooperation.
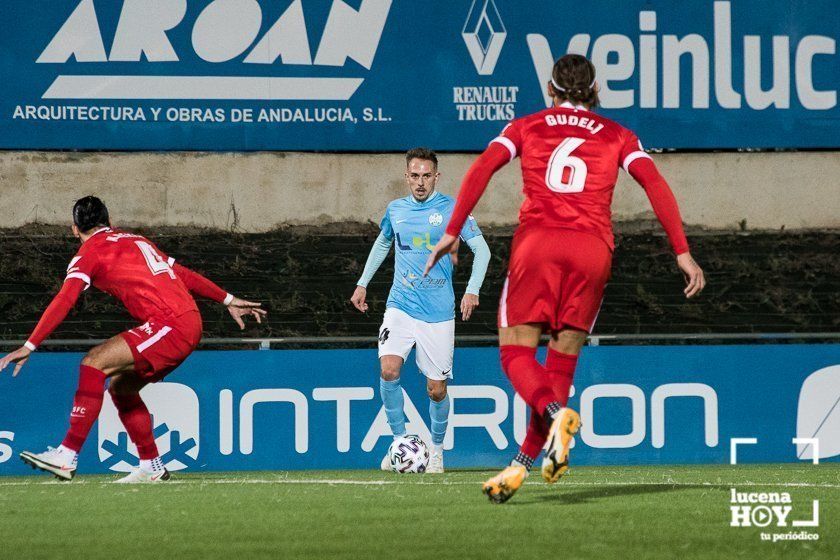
[549,54,600,109]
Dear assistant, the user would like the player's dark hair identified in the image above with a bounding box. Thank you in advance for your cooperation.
[72,196,110,233]
[550,54,600,109]
[405,147,438,169]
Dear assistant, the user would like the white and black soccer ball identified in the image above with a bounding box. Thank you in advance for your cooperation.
[388,435,430,473]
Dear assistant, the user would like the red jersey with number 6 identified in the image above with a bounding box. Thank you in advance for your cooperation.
[491,103,650,250]
[66,228,198,322]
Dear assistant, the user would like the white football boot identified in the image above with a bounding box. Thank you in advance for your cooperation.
[20,447,77,481]
[380,452,391,471]
[114,467,171,484]
[427,449,444,474]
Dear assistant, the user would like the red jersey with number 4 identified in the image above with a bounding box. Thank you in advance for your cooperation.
[491,103,650,250]
[67,228,198,322]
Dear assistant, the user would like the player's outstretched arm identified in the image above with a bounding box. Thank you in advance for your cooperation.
[350,231,392,313]
[172,262,266,328]
[0,279,86,377]
[627,157,706,298]
[425,143,510,275]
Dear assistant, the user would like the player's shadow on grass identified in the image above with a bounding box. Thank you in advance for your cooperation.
[512,483,707,506]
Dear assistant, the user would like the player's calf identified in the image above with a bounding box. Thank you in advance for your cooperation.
[109,384,170,483]
[427,379,449,473]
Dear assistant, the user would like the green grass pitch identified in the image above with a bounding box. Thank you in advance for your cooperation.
[1,465,837,559]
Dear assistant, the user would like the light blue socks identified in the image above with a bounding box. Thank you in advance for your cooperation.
[379,377,406,438]
[429,394,451,447]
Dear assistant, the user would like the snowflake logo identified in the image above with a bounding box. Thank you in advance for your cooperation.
[100,415,199,471]
[98,383,200,472]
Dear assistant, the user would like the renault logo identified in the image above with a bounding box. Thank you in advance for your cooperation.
[462,0,507,75]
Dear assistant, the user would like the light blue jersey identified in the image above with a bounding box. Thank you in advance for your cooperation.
[380,191,482,323]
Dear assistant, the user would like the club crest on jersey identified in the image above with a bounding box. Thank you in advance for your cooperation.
[428,212,443,227]
[98,382,200,472]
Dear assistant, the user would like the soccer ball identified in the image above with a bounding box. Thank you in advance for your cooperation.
[388,435,429,473]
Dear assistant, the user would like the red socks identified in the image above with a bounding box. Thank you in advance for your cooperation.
[110,392,159,460]
[546,348,578,405]
[520,409,550,459]
[499,345,557,416]
[61,364,158,461]
[61,365,107,452]
[515,348,580,462]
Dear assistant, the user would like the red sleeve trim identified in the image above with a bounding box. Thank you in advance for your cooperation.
[622,151,652,172]
[64,272,91,289]
[490,137,517,161]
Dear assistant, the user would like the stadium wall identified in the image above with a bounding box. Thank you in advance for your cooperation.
[1,151,838,231]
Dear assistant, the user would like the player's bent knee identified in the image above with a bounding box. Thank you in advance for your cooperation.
[107,375,129,397]
[499,324,542,348]
[550,328,587,355]
[107,380,123,397]
[379,355,403,381]
[80,348,105,370]
[380,367,400,381]
[427,382,447,402]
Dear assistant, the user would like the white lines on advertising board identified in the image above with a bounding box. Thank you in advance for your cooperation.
[42,76,364,101]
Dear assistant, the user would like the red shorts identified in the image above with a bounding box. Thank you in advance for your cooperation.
[498,227,612,332]
[119,311,203,382]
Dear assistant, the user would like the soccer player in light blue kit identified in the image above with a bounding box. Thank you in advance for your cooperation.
[350,148,491,473]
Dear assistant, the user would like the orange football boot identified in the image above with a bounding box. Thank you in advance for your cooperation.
[541,407,581,483]
[482,465,528,504]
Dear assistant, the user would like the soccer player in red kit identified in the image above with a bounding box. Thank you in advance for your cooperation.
[425,55,705,503]
[0,196,266,482]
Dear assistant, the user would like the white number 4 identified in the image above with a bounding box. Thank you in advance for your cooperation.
[136,241,175,279]
[545,137,587,193]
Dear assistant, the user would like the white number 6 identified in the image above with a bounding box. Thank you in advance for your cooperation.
[545,137,587,193]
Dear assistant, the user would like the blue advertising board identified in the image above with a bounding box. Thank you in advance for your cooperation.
[1,344,838,476]
[0,1,838,151]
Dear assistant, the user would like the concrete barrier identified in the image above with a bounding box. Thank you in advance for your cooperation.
[1,151,837,231]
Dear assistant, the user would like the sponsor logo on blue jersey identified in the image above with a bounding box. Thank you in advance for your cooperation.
[380,191,481,322]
